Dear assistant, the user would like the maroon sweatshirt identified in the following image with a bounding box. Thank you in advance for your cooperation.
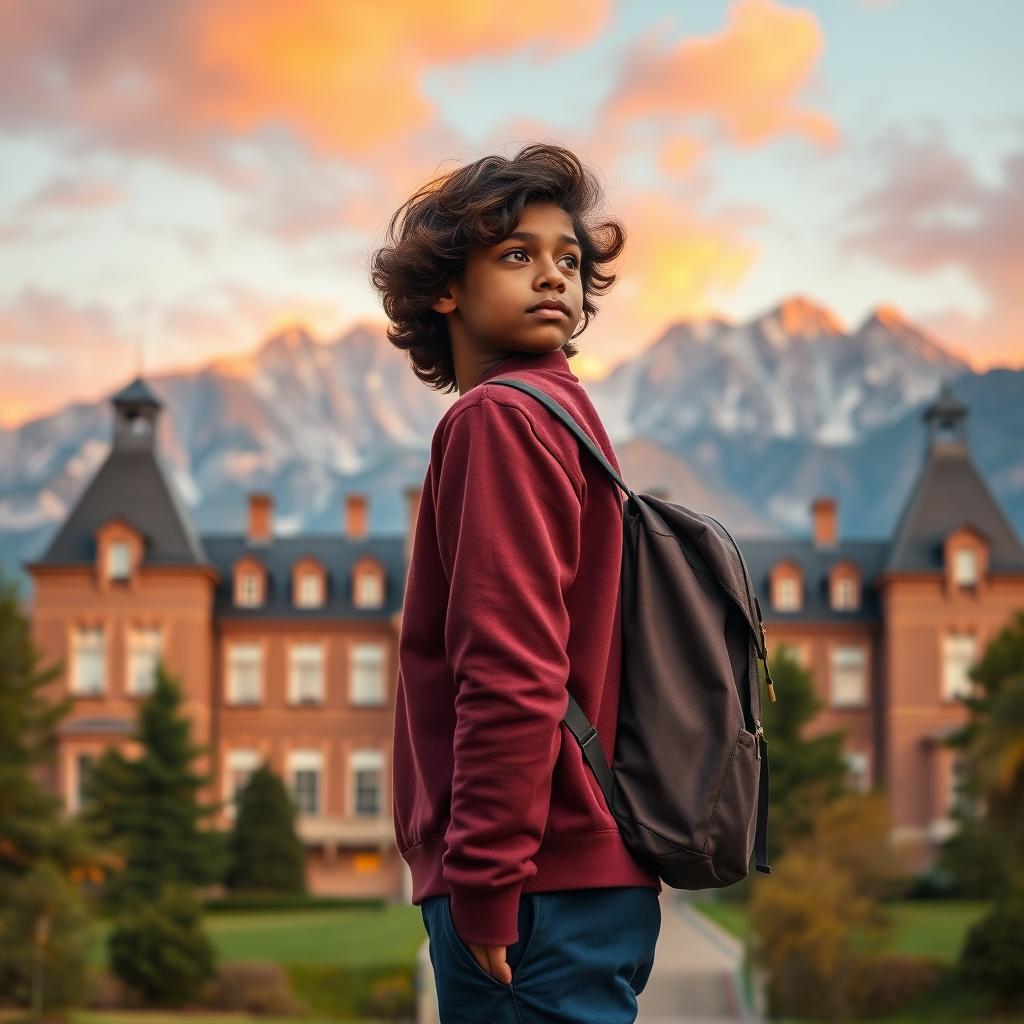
[392,346,661,946]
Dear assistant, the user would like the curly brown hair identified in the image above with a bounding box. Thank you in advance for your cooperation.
[367,142,626,393]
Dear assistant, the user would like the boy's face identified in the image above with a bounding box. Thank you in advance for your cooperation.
[434,201,584,361]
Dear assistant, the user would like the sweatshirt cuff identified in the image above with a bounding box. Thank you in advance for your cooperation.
[449,881,524,946]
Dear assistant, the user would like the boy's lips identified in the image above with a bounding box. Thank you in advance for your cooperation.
[526,298,571,316]
[528,307,569,320]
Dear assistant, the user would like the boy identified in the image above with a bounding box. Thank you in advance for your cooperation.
[370,143,662,1022]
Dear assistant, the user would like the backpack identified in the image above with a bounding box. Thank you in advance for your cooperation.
[488,375,775,887]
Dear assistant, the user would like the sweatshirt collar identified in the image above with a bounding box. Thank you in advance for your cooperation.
[473,346,579,388]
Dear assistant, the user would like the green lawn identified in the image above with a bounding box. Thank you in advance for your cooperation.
[84,904,426,969]
[1,1014,383,1024]
[694,898,991,963]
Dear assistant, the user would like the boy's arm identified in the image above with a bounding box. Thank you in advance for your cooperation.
[435,394,582,947]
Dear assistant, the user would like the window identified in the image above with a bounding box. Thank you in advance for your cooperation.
[350,643,386,705]
[844,751,870,793]
[237,572,261,607]
[289,749,322,815]
[954,548,977,587]
[106,541,131,580]
[832,575,858,610]
[225,748,261,814]
[942,632,977,701]
[227,643,263,704]
[72,625,106,695]
[289,643,324,704]
[830,644,867,707]
[775,641,808,669]
[126,625,162,696]
[775,576,801,611]
[297,572,323,608]
[354,570,383,608]
[350,749,384,817]
[75,752,97,811]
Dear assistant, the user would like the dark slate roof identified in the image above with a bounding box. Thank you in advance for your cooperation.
[30,447,209,566]
[735,537,889,625]
[111,375,163,408]
[885,448,1024,572]
[201,533,408,620]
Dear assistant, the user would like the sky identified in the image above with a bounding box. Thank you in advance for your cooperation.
[1,0,1022,427]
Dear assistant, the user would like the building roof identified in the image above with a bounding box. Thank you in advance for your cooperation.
[201,533,408,620]
[31,446,209,566]
[736,536,889,625]
[111,375,163,409]
[885,451,1024,572]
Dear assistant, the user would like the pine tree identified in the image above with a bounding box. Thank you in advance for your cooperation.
[759,645,854,860]
[941,609,1024,897]
[82,662,228,911]
[225,763,307,894]
[0,568,102,1008]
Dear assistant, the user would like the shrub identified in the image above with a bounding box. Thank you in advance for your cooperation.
[848,953,946,1017]
[288,962,417,1020]
[107,883,216,1006]
[958,896,1024,1010]
[202,961,304,1015]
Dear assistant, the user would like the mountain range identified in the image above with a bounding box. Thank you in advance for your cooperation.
[2,295,1021,598]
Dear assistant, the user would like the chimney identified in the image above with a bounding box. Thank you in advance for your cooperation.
[345,493,368,540]
[404,484,422,561]
[247,493,273,545]
[811,496,838,548]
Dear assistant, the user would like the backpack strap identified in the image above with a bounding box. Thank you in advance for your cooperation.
[562,691,616,809]
[486,377,635,501]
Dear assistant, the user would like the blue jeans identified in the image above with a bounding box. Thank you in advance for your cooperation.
[420,886,661,1023]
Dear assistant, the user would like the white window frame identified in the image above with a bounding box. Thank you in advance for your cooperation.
[106,540,131,580]
[832,575,858,610]
[227,643,263,704]
[126,625,162,696]
[349,748,384,818]
[953,547,977,586]
[71,625,106,695]
[225,748,262,816]
[236,572,261,607]
[775,576,801,611]
[830,644,867,708]
[288,748,322,815]
[349,642,387,705]
[297,571,323,608]
[844,750,870,793]
[942,631,977,701]
[354,570,384,608]
[73,751,97,812]
[289,642,325,704]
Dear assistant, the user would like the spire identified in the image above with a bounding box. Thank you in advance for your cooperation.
[921,379,968,454]
[110,375,163,450]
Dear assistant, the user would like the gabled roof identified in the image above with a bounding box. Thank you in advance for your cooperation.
[202,533,407,620]
[884,449,1024,572]
[111,375,163,408]
[29,447,208,566]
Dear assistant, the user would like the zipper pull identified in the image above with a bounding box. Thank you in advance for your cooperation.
[763,657,777,703]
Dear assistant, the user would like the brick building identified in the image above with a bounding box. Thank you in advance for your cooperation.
[22,376,1024,893]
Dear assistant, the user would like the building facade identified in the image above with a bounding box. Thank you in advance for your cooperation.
[23,377,1024,894]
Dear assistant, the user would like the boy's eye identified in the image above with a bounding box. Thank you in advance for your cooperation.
[501,248,579,270]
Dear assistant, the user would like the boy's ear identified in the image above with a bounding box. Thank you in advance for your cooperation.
[432,287,457,315]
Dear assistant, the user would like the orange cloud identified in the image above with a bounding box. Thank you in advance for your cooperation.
[0,0,609,165]
[571,192,760,368]
[607,0,838,148]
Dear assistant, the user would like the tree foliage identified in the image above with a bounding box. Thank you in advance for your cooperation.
[225,763,307,894]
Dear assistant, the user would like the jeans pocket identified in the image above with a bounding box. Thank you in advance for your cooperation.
[442,897,514,988]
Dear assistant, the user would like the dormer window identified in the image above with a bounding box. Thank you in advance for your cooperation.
[297,571,323,608]
[237,572,261,607]
[953,548,977,587]
[774,575,801,611]
[354,568,384,608]
[833,577,857,609]
[106,540,131,580]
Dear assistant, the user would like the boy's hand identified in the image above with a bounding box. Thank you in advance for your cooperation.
[466,940,513,985]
